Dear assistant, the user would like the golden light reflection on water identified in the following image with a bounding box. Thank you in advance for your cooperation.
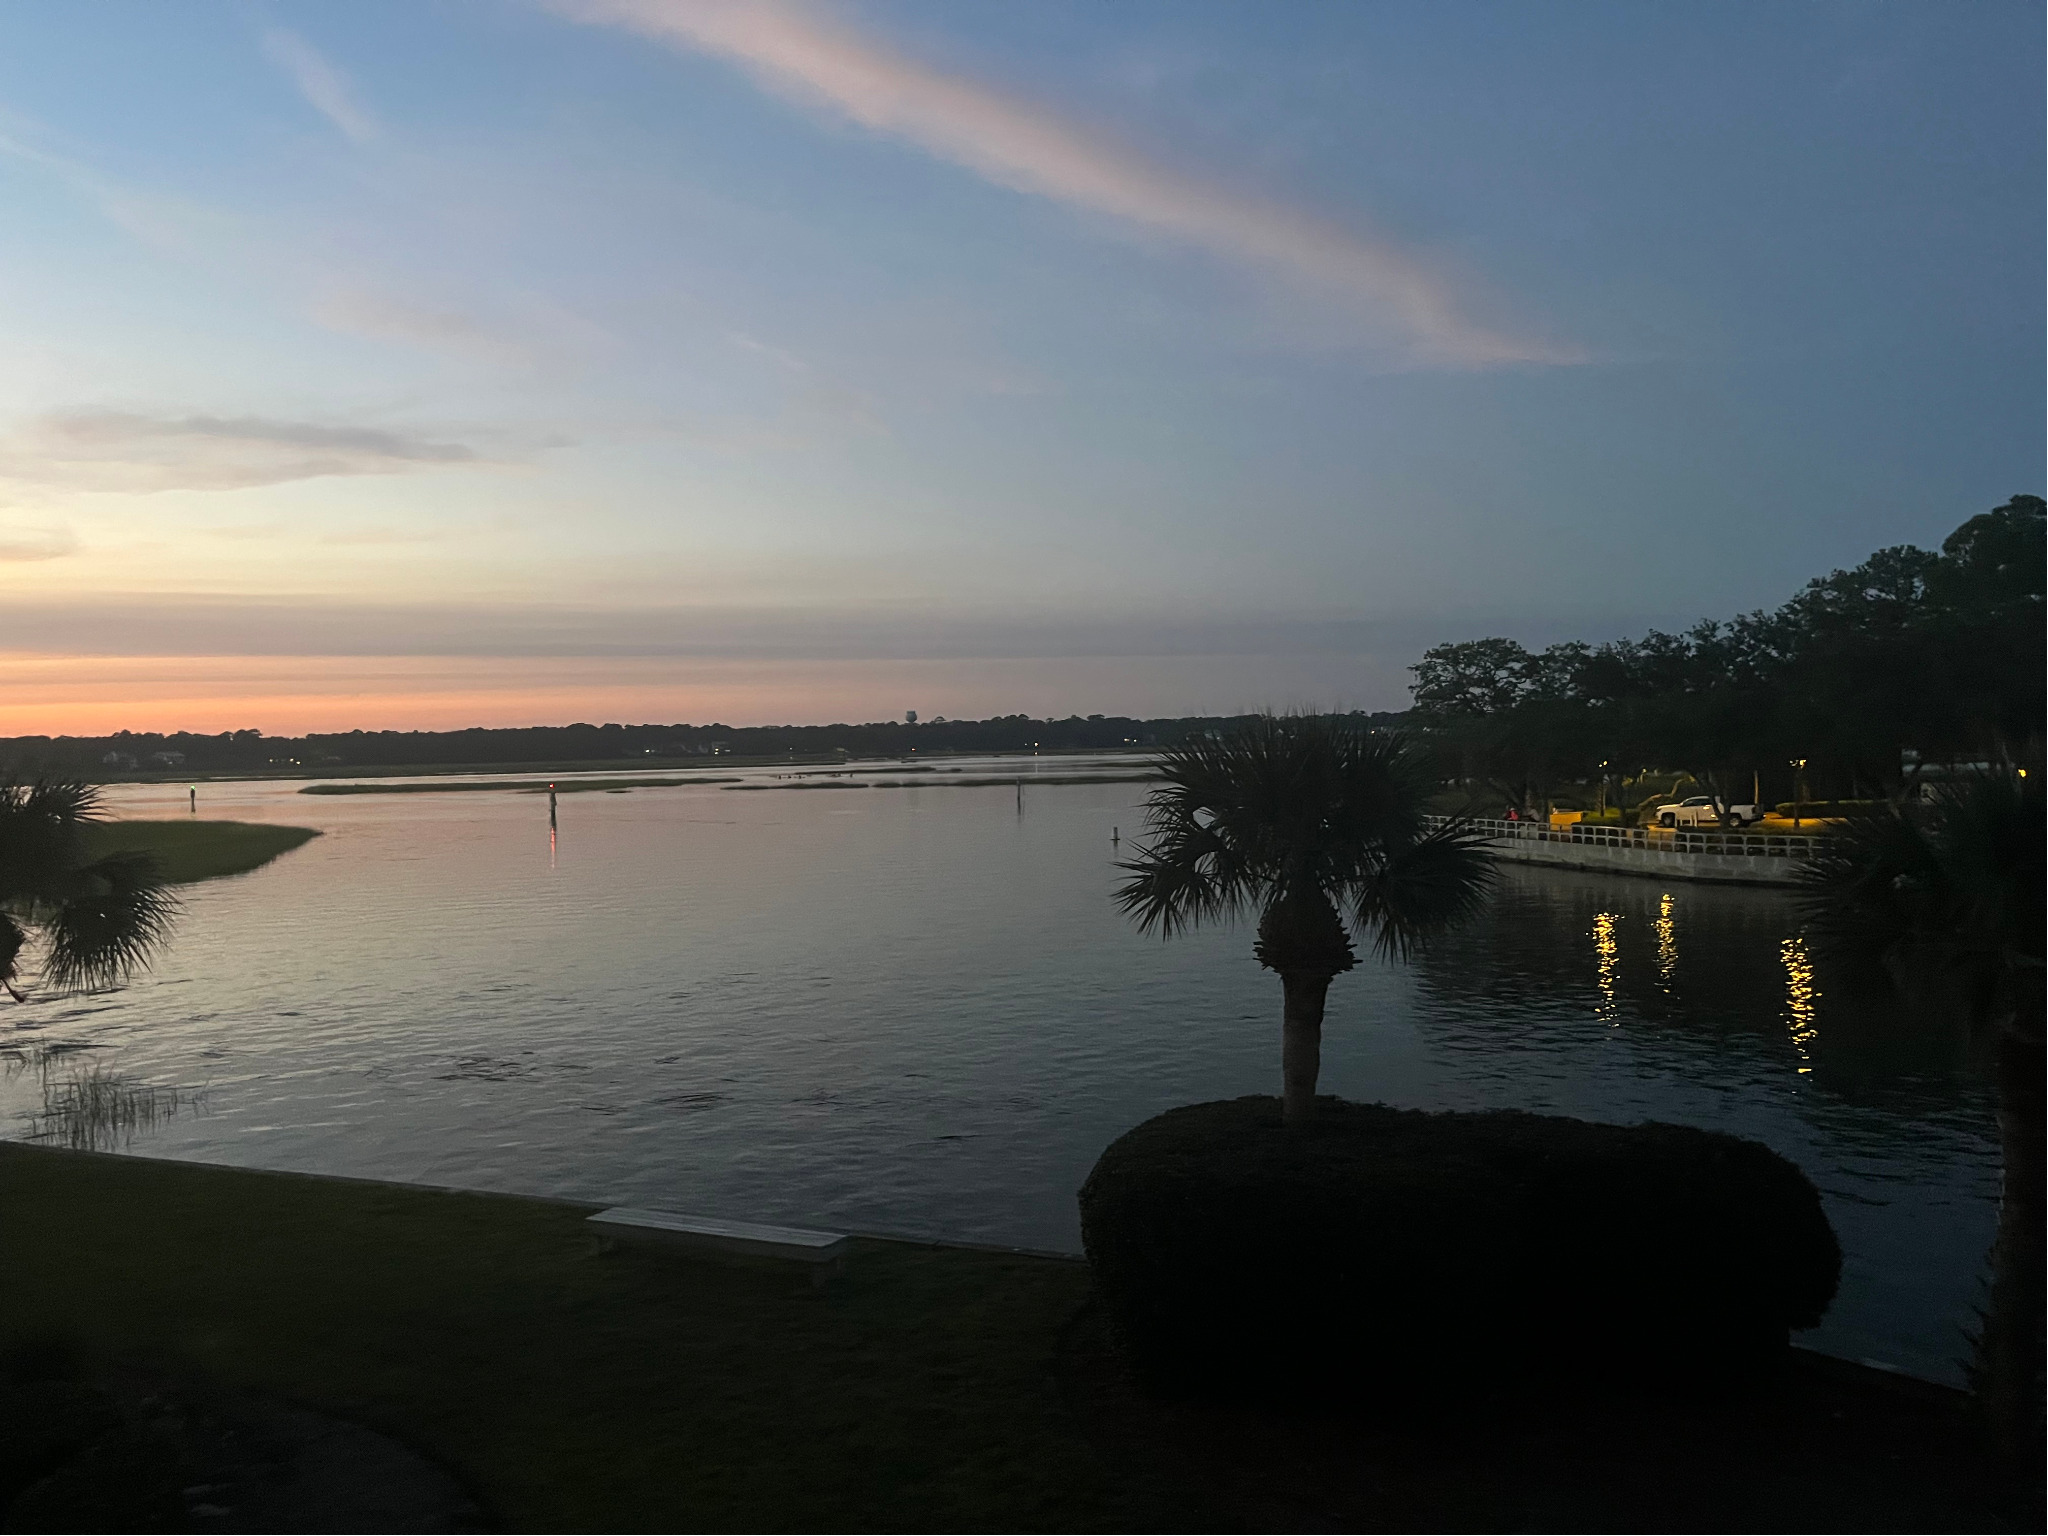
[1781,936,1820,1073]
[1593,911,1622,1021]
[1655,892,1678,989]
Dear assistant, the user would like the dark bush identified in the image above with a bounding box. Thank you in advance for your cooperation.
[1077,1097,1840,1401]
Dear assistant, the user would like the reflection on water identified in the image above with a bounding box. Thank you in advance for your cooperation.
[0,764,2001,1384]
[1592,912,1623,1022]
[1782,937,1821,1075]
[1656,892,1678,988]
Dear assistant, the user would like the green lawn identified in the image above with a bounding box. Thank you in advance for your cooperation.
[0,1146,2032,1532]
[0,1148,1135,1532]
[83,820,320,884]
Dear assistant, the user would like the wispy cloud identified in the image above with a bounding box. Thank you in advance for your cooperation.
[311,284,617,370]
[0,411,486,494]
[262,28,380,144]
[313,288,539,367]
[0,128,249,261]
[0,525,76,562]
[318,525,447,546]
[0,591,1502,662]
[552,0,1575,367]
[0,122,596,372]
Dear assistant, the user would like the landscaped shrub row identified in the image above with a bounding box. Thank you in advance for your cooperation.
[1078,1097,1840,1401]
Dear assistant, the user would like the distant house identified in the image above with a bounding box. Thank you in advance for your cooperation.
[101,751,138,770]
[149,750,186,768]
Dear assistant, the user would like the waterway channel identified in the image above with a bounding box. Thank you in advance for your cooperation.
[0,760,2000,1385]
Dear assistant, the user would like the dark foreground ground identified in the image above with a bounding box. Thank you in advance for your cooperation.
[0,1145,2036,1532]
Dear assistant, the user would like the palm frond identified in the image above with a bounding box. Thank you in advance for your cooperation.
[1796,772,2043,1025]
[0,778,100,905]
[22,778,108,825]
[1114,821,1256,935]
[1793,803,1945,959]
[1116,713,1488,963]
[1354,817,1498,960]
[0,909,26,996]
[41,850,178,995]
[1923,772,2045,977]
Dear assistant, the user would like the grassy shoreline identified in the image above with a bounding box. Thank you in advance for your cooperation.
[298,771,1160,796]
[0,1146,2030,1532]
[84,747,1160,789]
[723,772,1159,791]
[300,776,742,795]
[83,821,320,884]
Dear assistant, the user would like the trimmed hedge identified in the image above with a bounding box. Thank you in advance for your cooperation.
[1077,1097,1840,1400]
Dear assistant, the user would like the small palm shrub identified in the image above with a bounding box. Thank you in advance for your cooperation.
[1115,716,1492,1125]
[1078,1097,1839,1402]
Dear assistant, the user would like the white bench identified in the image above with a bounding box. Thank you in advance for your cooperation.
[587,1207,851,1282]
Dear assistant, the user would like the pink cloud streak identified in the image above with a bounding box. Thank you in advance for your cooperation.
[553,0,1576,367]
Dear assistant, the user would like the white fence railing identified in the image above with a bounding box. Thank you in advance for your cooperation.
[1429,815,1832,863]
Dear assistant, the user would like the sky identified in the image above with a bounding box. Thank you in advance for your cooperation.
[1,0,2040,734]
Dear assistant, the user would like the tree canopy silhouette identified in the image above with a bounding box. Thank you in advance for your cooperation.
[1411,495,2045,814]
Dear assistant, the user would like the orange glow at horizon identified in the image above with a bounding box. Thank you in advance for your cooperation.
[0,652,1371,736]
[0,655,942,736]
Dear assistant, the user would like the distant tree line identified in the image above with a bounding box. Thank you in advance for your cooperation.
[14,497,2034,799]
[1,711,1411,781]
[1408,496,2044,818]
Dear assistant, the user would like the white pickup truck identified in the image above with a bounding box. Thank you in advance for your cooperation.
[1657,795,1763,828]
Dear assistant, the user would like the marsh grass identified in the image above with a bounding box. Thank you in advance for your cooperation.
[303,771,1153,795]
[723,772,1158,791]
[81,822,318,885]
[299,777,741,795]
[26,1067,203,1153]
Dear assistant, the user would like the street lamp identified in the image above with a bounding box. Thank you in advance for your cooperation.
[1597,761,1609,819]
[1789,759,1808,830]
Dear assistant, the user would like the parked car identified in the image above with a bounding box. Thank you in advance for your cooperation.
[1657,794,1763,828]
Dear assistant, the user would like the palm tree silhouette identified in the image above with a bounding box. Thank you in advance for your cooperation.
[1796,771,2043,1457]
[1116,715,1494,1124]
[0,780,177,1002]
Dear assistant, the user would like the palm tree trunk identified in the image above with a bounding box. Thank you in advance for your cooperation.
[1281,972,1331,1125]
[1255,886,1355,1127]
[1977,1009,2044,1458]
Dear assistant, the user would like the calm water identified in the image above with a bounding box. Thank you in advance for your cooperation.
[2,763,2000,1384]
